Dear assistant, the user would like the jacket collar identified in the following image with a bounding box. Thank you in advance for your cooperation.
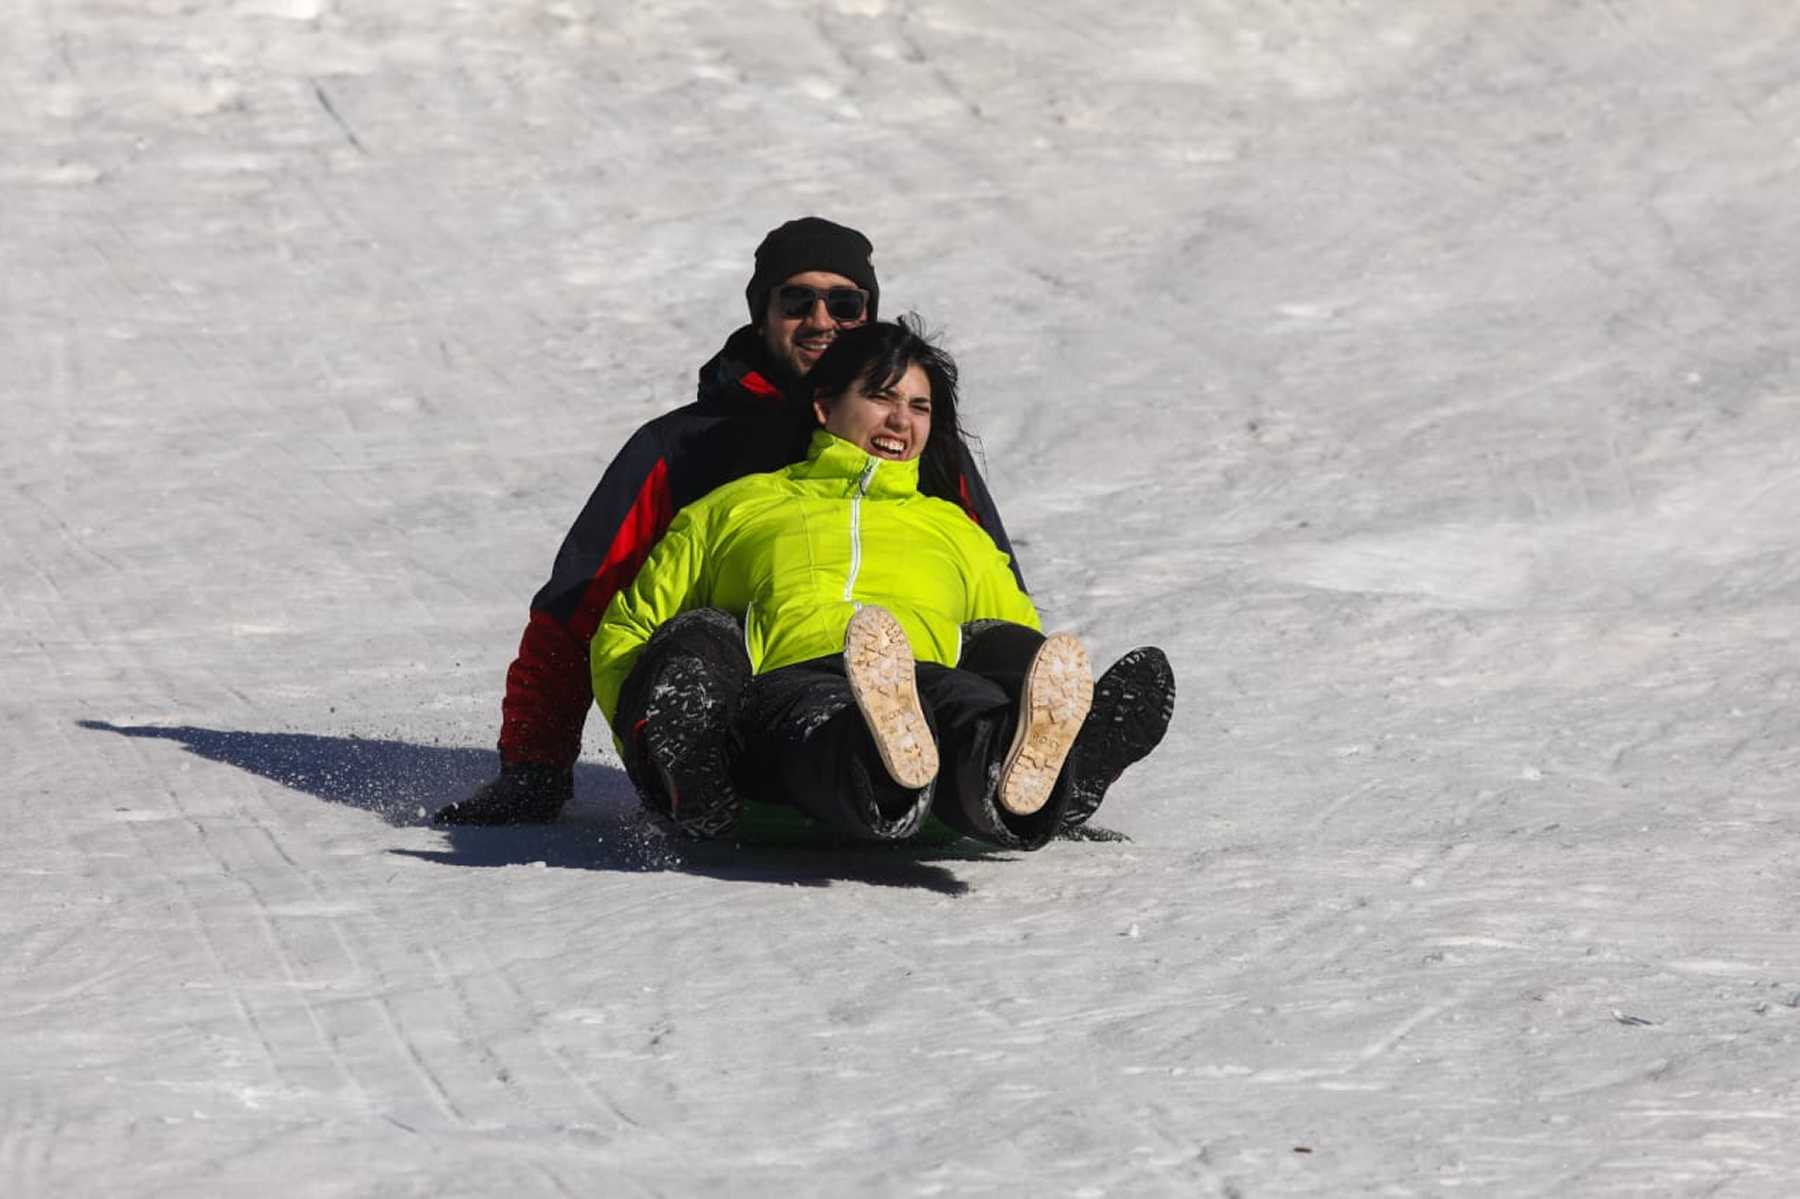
[695,325,798,410]
[790,429,921,497]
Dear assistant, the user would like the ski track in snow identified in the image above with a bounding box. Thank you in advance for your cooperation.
[6,0,1800,1194]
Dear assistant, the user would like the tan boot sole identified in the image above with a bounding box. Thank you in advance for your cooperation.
[998,632,1094,815]
[843,606,939,789]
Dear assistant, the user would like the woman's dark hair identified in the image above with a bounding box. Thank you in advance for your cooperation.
[808,315,976,502]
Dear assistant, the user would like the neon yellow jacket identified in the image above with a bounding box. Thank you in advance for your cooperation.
[591,429,1040,722]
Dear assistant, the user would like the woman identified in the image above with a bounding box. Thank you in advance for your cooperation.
[591,319,1137,847]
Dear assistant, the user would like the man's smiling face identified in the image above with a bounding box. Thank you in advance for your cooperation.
[760,270,868,381]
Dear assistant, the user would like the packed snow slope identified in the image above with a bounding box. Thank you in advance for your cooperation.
[6,1,1800,1194]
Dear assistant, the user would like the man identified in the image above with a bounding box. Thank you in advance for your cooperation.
[436,217,1171,831]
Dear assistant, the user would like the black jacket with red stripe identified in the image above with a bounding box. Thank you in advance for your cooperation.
[497,326,1024,769]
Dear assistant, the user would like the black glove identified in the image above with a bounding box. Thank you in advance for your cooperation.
[432,762,573,826]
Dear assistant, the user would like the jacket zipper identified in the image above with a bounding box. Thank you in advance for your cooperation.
[844,456,878,605]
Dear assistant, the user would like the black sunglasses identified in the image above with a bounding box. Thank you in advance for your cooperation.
[775,284,868,321]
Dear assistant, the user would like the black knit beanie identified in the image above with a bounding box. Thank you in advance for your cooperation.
[745,216,879,324]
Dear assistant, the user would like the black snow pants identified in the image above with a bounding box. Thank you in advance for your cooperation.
[612,610,1069,849]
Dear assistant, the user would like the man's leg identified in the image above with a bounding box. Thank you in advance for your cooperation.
[960,621,1176,830]
[611,608,752,839]
[1060,647,1176,828]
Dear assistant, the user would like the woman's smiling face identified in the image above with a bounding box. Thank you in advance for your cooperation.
[814,361,933,463]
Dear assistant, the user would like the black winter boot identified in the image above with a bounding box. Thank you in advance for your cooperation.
[614,608,753,840]
[638,655,745,839]
[433,762,573,825]
[1061,647,1176,830]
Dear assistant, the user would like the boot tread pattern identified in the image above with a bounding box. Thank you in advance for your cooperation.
[998,632,1094,816]
[843,606,939,789]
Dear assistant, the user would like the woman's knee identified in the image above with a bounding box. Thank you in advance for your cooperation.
[643,607,748,667]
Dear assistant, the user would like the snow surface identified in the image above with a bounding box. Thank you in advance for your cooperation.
[7,1,1800,1194]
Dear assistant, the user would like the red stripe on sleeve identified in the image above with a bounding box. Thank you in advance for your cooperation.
[497,610,591,767]
[569,457,675,643]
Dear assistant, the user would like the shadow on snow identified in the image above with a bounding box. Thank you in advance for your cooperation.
[77,720,999,895]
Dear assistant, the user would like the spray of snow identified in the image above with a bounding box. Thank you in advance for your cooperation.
[7,1,1800,1194]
